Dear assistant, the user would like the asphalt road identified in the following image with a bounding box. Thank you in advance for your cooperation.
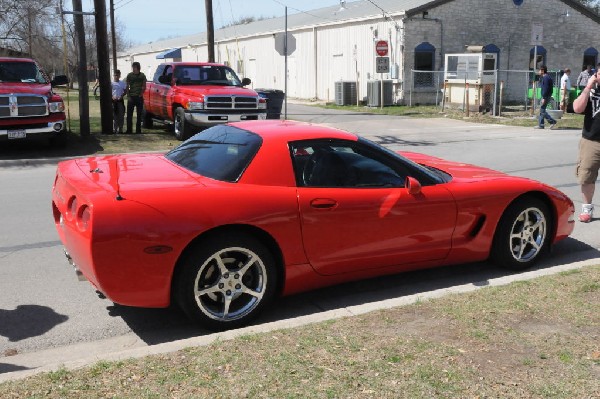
[1,104,599,375]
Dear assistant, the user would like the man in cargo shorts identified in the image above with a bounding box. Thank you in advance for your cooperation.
[572,69,600,222]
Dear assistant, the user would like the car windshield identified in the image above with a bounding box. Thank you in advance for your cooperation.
[0,61,47,83]
[174,65,242,86]
[165,125,262,182]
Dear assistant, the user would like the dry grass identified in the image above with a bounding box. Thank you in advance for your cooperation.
[1,266,598,398]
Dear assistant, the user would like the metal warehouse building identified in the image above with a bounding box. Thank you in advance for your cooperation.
[117,0,600,106]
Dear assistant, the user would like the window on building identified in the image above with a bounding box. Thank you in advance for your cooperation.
[529,46,546,70]
[414,42,435,87]
[583,47,598,70]
[484,43,500,69]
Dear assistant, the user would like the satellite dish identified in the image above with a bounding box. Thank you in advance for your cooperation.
[513,0,524,6]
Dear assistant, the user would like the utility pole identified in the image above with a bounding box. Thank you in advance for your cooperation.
[205,0,215,62]
[109,0,117,72]
[94,0,113,134]
[27,7,33,57]
[72,0,90,136]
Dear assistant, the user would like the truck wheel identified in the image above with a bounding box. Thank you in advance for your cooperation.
[174,107,193,141]
[49,132,67,148]
[142,108,154,129]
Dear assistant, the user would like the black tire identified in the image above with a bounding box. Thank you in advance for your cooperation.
[49,132,67,148]
[142,108,154,129]
[175,233,278,330]
[490,197,552,271]
[174,107,193,141]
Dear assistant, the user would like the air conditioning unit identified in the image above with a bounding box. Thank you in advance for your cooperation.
[367,80,393,107]
[335,81,357,105]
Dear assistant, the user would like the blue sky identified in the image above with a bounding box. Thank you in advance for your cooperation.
[78,0,353,44]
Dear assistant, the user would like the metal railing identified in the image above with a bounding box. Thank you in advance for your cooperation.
[408,69,569,116]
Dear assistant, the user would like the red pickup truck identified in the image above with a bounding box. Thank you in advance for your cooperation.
[143,62,267,140]
[0,57,69,146]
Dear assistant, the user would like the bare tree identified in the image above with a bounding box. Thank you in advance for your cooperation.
[0,0,129,80]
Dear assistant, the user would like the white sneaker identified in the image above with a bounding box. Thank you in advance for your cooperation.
[579,205,594,223]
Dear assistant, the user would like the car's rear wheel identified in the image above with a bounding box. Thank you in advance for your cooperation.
[175,234,277,330]
[491,197,551,271]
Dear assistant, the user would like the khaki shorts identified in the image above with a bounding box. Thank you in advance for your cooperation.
[576,137,600,185]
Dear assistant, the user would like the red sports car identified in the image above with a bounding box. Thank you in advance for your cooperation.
[52,120,574,330]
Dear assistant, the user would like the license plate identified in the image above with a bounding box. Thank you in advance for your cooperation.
[8,130,26,139]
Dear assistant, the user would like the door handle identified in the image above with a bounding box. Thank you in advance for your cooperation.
[310,198,338,209]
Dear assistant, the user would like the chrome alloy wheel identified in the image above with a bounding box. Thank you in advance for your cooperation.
[193,247,267,322]
[508,207,547,263]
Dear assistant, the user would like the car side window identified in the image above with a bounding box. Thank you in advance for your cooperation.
[290,141,405,188]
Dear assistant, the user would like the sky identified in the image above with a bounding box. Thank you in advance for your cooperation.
[78,0,354,45]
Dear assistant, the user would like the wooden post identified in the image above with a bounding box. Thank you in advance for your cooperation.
[531,80,537,116]
[205,0,215,62]
[441,80,447,111]
[465,82,470,117]
[72,0,90,136]
[94,0,113,134]
[499,80,504,117]
[109,0,117,72]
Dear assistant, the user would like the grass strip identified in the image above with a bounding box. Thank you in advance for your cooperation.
[1,265,598,398]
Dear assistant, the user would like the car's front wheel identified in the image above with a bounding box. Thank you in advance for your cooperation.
[175,233,277,330]
[491,197,551,271]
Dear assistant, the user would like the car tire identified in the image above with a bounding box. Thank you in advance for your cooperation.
[174,107,193,141]
[175,233,278,331]
[142,108,154,129]
[490,197,551,271]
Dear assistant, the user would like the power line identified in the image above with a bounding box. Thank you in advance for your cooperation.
[364,0,400,30]
[269,0,344,24]
[114,0,134,11]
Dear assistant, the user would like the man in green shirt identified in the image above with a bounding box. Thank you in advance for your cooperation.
[125,61,147,134]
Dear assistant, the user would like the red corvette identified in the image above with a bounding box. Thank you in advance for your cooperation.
[52,120,574,330]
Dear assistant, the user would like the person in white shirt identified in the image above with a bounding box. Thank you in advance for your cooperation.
[111,69,127,134]
[560,68,571,111]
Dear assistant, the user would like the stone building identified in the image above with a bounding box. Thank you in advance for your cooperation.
[117,0,600,105]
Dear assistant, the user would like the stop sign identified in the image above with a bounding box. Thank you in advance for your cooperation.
[375,40,388,56]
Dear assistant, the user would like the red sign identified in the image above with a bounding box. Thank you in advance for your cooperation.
[375,40,388,56]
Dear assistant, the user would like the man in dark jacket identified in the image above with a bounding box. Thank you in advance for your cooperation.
[535,65,557,129]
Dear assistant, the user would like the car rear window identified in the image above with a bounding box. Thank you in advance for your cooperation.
[165,125,262,182]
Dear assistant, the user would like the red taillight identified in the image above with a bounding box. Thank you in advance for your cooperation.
[66,196,77,221]
[52,202,61,224]
[77,205,91,231]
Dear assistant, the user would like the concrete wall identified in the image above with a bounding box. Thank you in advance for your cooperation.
[403,0,600,104]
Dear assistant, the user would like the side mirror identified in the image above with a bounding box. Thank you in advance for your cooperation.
[158,75,172,85]
[405,176,422,195]
[241,77,251,86]
[51,75,69,87]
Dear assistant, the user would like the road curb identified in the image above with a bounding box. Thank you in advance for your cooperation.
[1,256,599,383]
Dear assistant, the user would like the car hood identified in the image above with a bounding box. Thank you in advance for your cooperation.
[0,82,52,96]
[175,85,259,98]
[74,153,204,198]
[401,151,507,180]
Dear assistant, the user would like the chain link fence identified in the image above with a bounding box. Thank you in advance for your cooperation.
[407,69,571,116]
